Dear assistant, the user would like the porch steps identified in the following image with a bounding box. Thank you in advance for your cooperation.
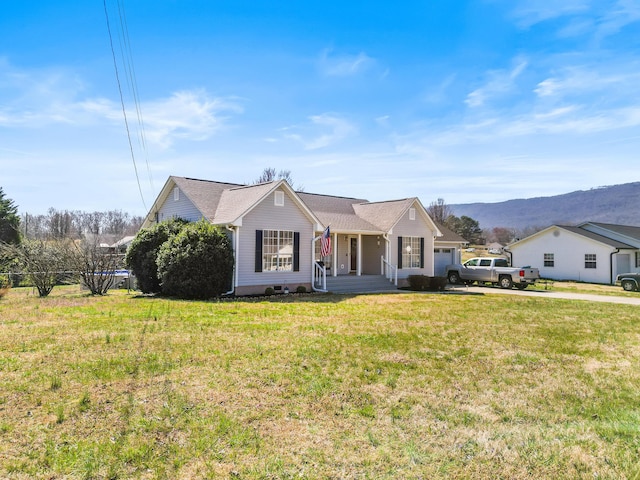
[324,274,399,294]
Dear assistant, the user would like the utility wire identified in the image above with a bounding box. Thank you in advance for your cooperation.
[103,0,147,211]
[114,0,154,192]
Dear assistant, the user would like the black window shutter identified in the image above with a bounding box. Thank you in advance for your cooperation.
[293,232,300,272]
[397,236,403,269]
[255,230,263,272]
[420,237,425,268]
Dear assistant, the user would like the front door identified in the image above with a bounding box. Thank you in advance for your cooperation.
[350,237,357,272]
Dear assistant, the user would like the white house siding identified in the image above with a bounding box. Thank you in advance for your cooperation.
[235,188,314,294]
[156,187,204,223]
[390,208,436,279]
[510,228,616,284]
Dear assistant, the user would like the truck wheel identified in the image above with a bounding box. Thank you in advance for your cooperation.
[622,280,637,292]
[499,276,513,289]
[448,272,460,285]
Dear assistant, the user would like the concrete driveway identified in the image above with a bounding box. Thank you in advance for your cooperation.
[449,284,640,306]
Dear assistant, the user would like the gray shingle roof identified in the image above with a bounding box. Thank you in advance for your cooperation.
[168,176,438,234]
[354,198,416,232]
[585,222,640,242]
[560,225,635,248]
[434,222,468,243]
[297,192,381,232]
[172,176,241,221]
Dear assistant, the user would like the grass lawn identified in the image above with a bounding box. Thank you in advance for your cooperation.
[1,285,639,479]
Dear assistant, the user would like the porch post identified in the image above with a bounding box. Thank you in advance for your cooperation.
[332,231,337,277]
[357,233,362,276]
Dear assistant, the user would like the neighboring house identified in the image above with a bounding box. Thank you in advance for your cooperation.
[507,222,640,284]
[110,235,136,254]
[486,242,504,252]
[141,176,443,295]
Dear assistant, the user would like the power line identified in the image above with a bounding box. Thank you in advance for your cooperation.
[103,0,148,211]
[114,0,154,192]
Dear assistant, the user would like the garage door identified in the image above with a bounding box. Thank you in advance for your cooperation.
[434,248,454,276]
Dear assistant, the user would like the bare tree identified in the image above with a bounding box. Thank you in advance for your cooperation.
[427,198,454,225]
[253,168,303,190]
[67,237,122,295]
[0,239,71,297]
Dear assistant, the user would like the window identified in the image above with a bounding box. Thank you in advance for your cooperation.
[263,230,293,271]
[544,253,554,267]
[585,254,597,269]
[173,187,180,201]
[494,258,509,267]
[479,259,492,266]
[274,191,284,206]
[409,208,416,220]
[402,237,422,269]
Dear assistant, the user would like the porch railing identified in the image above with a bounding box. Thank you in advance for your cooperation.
[313,261,327,292]
[381,256,398,286]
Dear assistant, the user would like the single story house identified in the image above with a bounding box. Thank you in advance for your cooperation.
[506,222,640,284]
[141,176,465,295]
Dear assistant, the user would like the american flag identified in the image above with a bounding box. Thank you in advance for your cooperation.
[320,226,331,257]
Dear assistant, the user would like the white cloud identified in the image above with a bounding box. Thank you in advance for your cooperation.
[595,0,640,40]
[318,49,375,77]
[133,90,242,148]
[282,113,356,150]
[0,61,242,147]
[465,57,528,107]
[534,65,640,100]
[508,0,640,41]
[508,0,590,29]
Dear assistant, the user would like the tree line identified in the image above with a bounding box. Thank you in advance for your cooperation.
[20,208,144,240]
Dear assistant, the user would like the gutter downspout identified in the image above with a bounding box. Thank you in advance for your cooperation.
[224,225,237,296]
[503,247,513,266]
[610,248,620,285]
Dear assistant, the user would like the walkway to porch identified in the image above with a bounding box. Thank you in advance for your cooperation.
[324,274,400,294]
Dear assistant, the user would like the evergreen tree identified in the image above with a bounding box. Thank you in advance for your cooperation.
[0,187,21,245]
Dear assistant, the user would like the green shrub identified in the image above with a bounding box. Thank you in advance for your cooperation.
[156,220,234,299]
[125,218,188,293]
[407,275,447,292]
[296,285,307,293]
[265,287,275,295]
[407,275,430,291]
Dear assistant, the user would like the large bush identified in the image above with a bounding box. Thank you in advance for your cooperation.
[125,218,187,293]
[156,220,233,299]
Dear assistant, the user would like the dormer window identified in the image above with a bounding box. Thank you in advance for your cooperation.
[275,191,284,206]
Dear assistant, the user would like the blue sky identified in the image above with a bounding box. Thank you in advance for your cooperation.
[1,1,639,216]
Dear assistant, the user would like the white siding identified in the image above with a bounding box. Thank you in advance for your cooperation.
[235,187,314,288]
[390,205,436,278]
[157,187,204,223]
[510,228,615,284]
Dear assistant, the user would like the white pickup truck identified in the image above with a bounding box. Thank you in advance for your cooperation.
[445,257,540,289]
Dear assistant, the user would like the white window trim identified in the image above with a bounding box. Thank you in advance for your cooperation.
[585,253,597,269]
[275,191,284,206]
[402,236,421,269]
[263,229,293,272]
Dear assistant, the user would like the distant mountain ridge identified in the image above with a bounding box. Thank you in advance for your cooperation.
[450,182,640,231]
